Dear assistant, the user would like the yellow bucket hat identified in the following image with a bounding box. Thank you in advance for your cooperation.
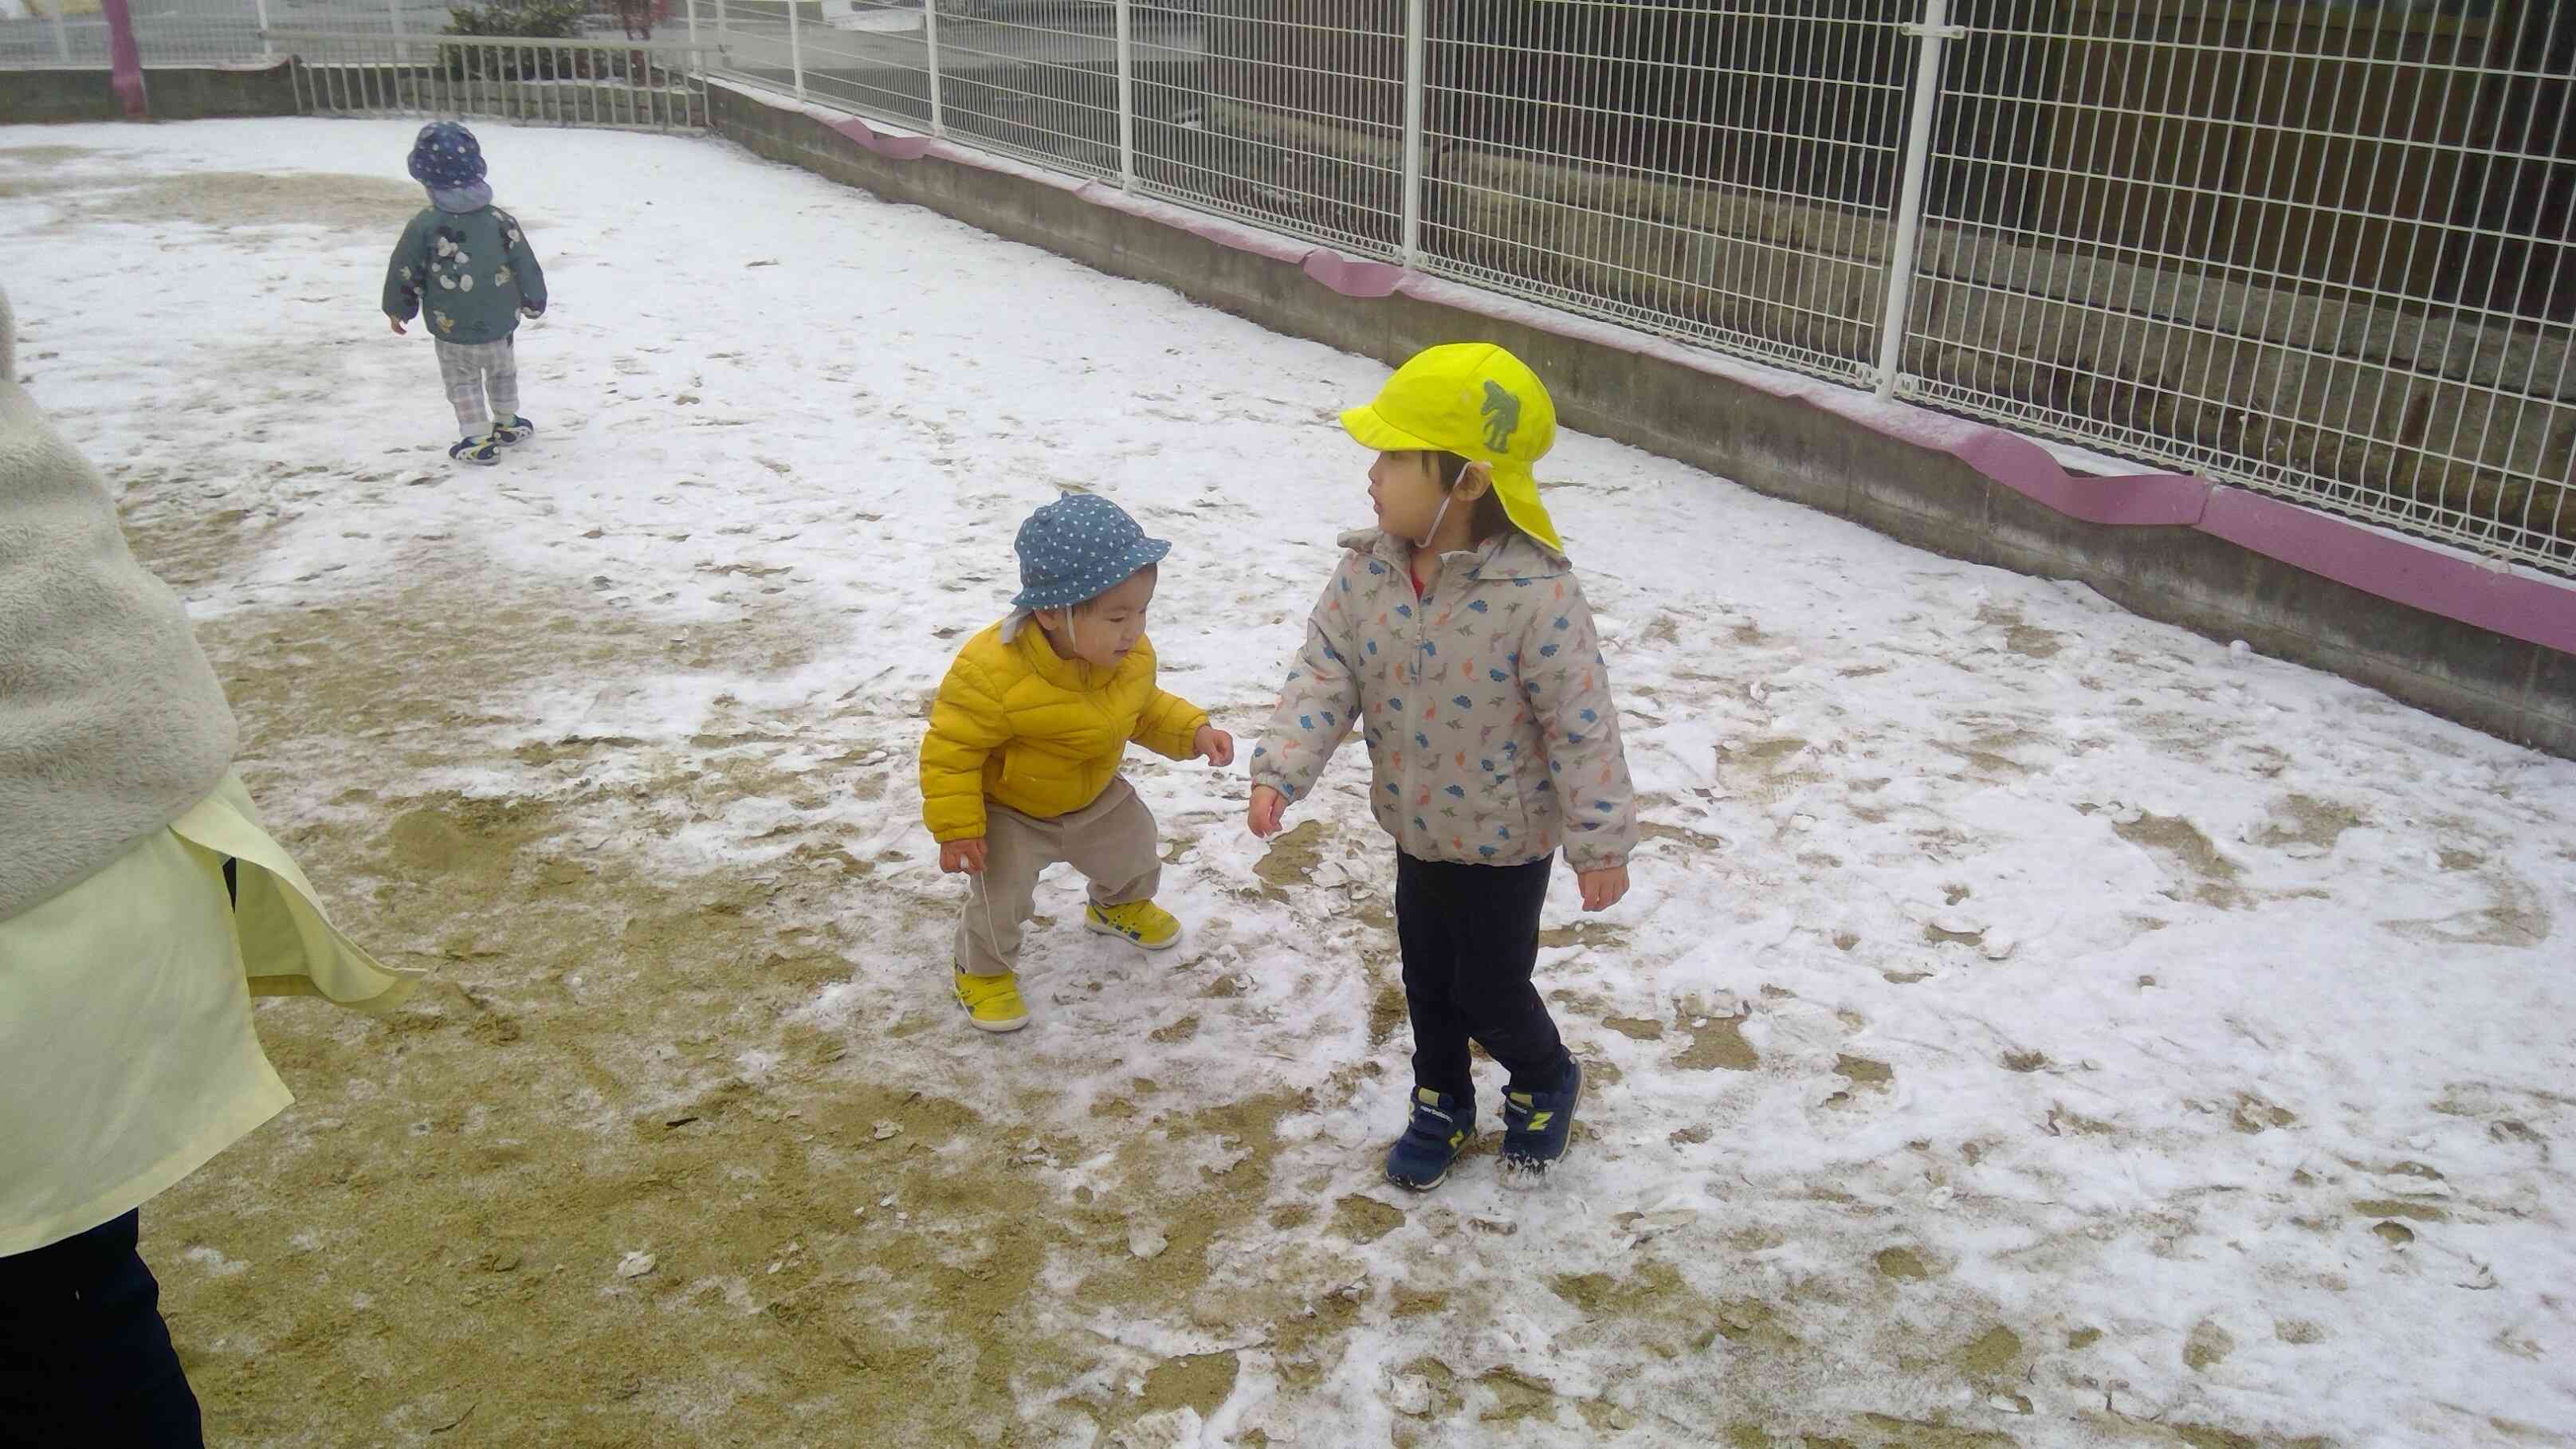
[1341,343,1564,555]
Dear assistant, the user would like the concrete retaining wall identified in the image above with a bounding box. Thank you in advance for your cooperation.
[0,61,693,128]
[0,61,300,124]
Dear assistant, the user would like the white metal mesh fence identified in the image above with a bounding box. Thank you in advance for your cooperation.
[284,26,707,128]
[920,1,1119,176]
[2,0,261,66]
[697,0,815,109]
[0,0,456,67]
[1422,1,1913,384]
[1899,0,2575,571]
[0,0,88,67]
[1131,1,1400,258]
[11,0,2575,573]
[778,0,935,128]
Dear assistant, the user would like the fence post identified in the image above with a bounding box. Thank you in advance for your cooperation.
[387,0,404,68]
[1399,0,1425,267]
[48,0,70,63]
[100,0,145,116]
[1113,0,1135,187]
[256,0,272,60]
[923,0,942,134]
[685,0,697,49]
[1875,0,1963,399]
[787,0,803,100]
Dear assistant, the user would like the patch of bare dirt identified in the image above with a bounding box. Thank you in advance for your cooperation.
[32,170,424,238]
[2113,811,2250,909]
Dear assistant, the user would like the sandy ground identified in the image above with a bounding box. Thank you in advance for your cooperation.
[8,121,2574,1449]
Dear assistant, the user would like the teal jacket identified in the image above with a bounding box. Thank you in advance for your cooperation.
[383,204,547,344]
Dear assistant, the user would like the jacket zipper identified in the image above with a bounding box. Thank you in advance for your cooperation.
[1402,548,1435,846]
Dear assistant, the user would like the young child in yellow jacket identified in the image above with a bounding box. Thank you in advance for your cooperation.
[921,493,1233,1033]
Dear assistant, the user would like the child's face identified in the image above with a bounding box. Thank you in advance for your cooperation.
[1367,450,1451,542]
[1039,567,1156,668]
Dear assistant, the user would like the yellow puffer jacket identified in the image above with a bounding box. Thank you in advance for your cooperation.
[921,621,1208,842]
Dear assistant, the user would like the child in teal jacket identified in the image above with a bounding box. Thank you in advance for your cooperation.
[382,122,548,466]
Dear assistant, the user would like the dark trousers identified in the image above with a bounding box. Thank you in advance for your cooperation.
[1396,852,1572,1106]
[0,1211,205,1449]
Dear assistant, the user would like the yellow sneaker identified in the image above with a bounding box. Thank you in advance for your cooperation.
[953,971,1030,1033]
[1085,899,1182,952]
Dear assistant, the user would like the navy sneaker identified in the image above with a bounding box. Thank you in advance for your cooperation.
[1499,1058,1582,1177]
[492,415,536,446]
[449,434,499,465]
[1384,1086,1472,1192]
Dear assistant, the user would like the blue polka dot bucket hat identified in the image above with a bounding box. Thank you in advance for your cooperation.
[406,121,487,189]
[1010,493,1170,611]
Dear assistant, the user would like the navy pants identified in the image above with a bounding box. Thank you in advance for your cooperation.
[0,1211,205,1449]
[1395,852,1573,1105]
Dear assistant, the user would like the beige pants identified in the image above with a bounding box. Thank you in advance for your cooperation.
[956,777,1161,976]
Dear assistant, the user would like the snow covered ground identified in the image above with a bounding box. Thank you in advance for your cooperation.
[6,119,2574,1448]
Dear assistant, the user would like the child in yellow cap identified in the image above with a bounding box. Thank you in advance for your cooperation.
[921,493,1235,1034]
[1248,344,1638,1189]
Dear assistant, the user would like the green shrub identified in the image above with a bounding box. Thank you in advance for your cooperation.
[442,0,587,41]
[438,0,595,80]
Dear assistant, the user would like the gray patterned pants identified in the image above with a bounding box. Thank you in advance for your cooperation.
[433,336,520,435]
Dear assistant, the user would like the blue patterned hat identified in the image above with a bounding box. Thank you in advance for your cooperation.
[1011,493,1169,611]
[406,122,486,189]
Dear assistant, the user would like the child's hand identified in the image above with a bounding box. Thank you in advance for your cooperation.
[1247,785,1288,839]
[387,316,406,335]
[940,838,988,875]
[1577,866,1630,913]
[1194,725,1235,768]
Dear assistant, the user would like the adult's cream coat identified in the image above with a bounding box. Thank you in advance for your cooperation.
[0,287,418,1258]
